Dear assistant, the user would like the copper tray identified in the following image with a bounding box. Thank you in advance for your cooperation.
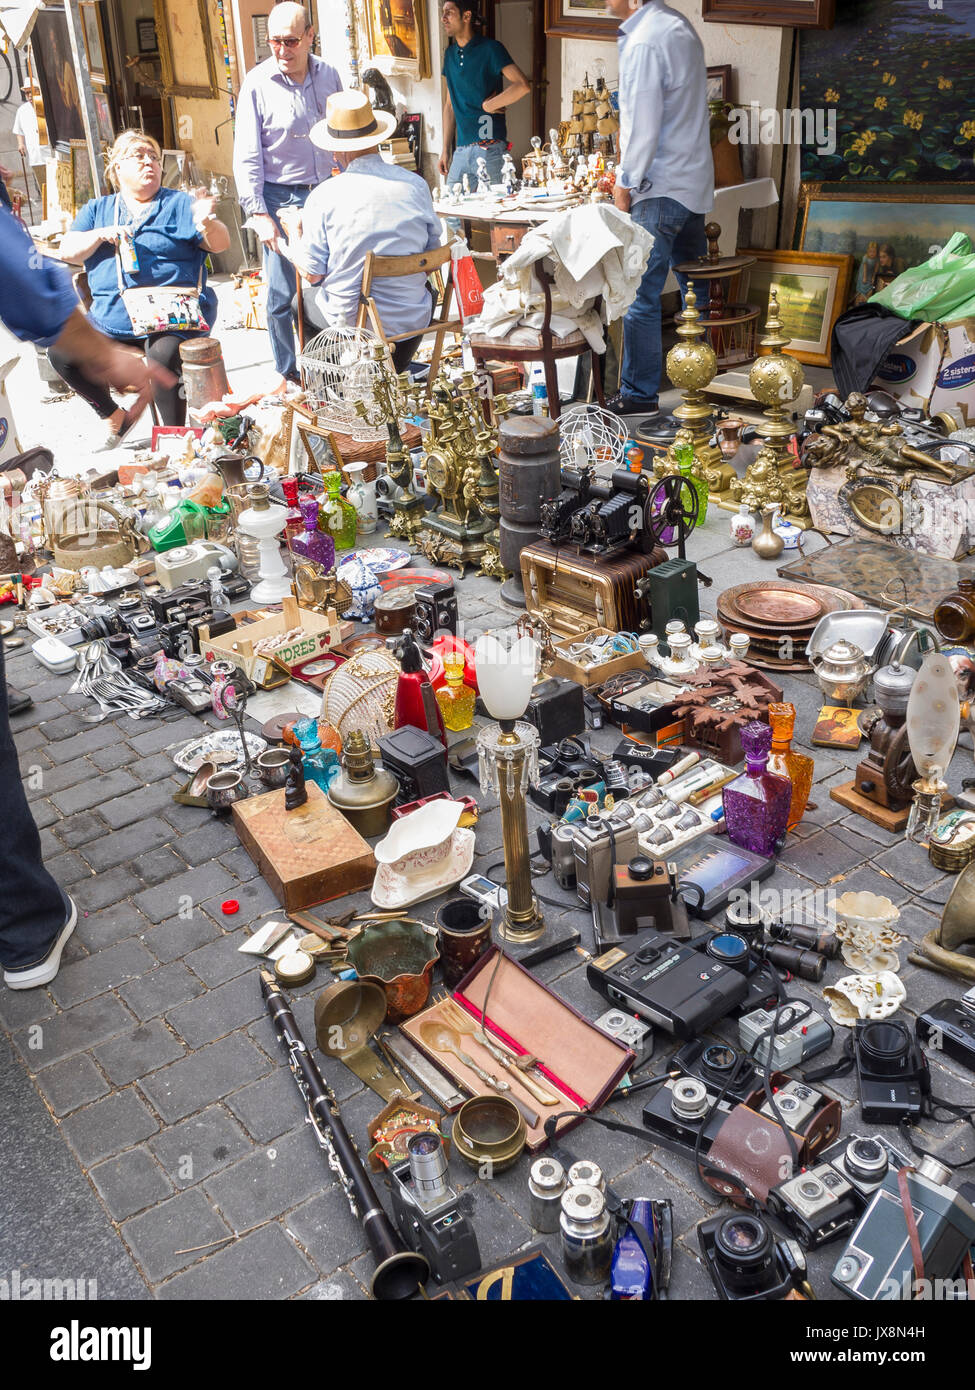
[718,581,859,632]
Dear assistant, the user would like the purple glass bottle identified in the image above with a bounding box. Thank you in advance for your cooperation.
[721,721,792,856]
[289,497,335,571]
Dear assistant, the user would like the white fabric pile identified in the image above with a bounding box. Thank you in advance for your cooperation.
[470,203,654,353]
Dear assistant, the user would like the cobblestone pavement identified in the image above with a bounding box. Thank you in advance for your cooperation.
[2,294,972,1300]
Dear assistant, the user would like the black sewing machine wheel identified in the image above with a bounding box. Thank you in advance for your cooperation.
[644,474,699,559]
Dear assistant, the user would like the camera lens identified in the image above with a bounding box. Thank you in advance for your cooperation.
[858,1020,911,1075]
[702,1043,739,1075]
[844,1137,888,1183]
[671,1077,709,1121]
[796,1176,824,1201]
[407,1130,448,1206]
[714,1214,774,1292]
[706,932,750,964]
[777,1094,801,1117]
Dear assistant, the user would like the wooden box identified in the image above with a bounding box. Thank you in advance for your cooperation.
[520,539,660,638]
[549,629,648,690]
[232,782,375,910]
[402,947,633,1152]
[199,594,352,687]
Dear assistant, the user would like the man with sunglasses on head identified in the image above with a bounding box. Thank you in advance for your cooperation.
[234,2,342,383]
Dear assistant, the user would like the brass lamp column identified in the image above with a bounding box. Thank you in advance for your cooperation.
[749,288,806,475]
[474,633,545,943]
[664,284,727,493]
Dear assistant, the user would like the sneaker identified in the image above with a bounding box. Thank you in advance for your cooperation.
[604,391,659,417]
[4,897,78,991]
[6,686,33,715]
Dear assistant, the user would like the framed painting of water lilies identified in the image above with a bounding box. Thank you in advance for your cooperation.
[800,0,975,182]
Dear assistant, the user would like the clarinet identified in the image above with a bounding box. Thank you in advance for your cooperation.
[259,970,429,1300]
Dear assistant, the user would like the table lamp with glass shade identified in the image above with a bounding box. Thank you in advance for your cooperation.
[475,633,545,942]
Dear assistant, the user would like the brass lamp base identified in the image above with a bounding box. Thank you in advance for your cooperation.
[498,900,546,944]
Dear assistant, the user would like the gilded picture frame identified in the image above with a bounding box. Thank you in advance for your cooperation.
[154,0,219,100]
[740,248,853,366]
[80,2,108,85]
[363,0,431,80]
[702,0,835,28]
[544,0,619,41]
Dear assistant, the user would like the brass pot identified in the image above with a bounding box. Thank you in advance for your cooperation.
[453,1096,526,1172]
[345,919,439,1023]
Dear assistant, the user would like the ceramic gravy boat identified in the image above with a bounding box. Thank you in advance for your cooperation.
[373,798,464,878]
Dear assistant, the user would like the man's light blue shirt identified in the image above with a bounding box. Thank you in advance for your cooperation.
[233,55,343,215]
[297,155,442,336]
[617,0,713,214]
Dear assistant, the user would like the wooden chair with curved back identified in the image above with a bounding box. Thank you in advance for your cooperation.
[355,243,464,387]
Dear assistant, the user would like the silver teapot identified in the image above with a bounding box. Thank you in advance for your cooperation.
[810,638,873,705]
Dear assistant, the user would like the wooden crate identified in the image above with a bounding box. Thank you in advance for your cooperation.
[198,594,352,686]
[549,628,648,689]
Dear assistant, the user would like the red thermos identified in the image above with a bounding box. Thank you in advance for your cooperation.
[394,632,447,749]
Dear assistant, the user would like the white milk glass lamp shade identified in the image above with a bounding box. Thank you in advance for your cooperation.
[474,634,538,721]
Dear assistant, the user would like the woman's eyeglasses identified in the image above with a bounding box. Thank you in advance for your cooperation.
[122,150,160,164]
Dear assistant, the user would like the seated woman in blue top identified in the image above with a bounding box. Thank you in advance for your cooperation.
[52,130,230,445]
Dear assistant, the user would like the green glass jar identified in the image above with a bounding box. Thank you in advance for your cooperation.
[674,441,709,528]
[320,471,358,551]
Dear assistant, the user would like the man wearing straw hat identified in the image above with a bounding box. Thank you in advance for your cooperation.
[286,90,443,373]
[233,2,342,383]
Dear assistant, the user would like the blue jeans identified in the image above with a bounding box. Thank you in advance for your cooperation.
[444,141,507,236]
[0,643,70,970]
[262,181,313,379]
[621,196,707,404]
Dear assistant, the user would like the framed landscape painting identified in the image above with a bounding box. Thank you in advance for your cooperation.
[741,249,853,365]
[702,0,834,28]
[545,0,619,40]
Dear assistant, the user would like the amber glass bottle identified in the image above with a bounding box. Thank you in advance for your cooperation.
[767,702,814,832]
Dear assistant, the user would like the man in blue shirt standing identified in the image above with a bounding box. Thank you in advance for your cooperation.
[438,2,529,199]
[233,2,342,382]
[607,0,713,417]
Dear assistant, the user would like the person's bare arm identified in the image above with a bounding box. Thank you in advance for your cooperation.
[439,86,456,177]
[58,225,117,264]
[482,62,530,114]
[16,136,27,157]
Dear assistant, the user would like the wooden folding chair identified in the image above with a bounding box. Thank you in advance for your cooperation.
[355,243,464,387]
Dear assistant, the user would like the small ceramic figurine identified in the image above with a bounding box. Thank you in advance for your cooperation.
[284,744,308,811]
[461,172,470,197]
[475,156,491,197]
[501,151,516,194]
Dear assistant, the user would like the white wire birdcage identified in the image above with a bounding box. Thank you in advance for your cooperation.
[298,327,390,442]
[558,403,629,474]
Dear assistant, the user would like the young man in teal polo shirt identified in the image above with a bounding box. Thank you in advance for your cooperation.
[438,1,529,199]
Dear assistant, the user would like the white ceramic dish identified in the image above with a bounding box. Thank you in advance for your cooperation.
[373,798,465,878]
[371,828,476,909]
[172,730,268,773]
[833,891,900,933]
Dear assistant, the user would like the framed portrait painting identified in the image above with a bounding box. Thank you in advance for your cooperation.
[741,249,853,366]
[545,0,619,41]
[364,0,431,79]
[703,0,835,27]
[31,7,86,148]
[80,2,107,85]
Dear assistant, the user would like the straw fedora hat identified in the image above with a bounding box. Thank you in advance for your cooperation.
[310,89,398,153]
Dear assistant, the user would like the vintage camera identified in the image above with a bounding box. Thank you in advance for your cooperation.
[148,582,209,624]
[916,987,975,1074]
[387,1133,480,1284]
[588,931,749,1038]
[593,856,690,949]
[853,1018,930,1123]
[641,1074,736,1158]
[78,605,126,642]
[818,1133,911,1205]
[539,466,595,545]
[549,822,578,891]
[594,1008,654,1069]
[738,1004,834,1070]
[832,1155,975,1301]
[413,582,457,642]
[698,1213,807,1302]
[767,1163,859,1250]
[573,815,641,908]
[673,1038,763,1106]
[524,677,586,746]
[703,932,781,1016]
[760,1080,822,1134]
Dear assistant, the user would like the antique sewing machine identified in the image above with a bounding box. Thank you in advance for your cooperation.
[413,371,508,577]
[802,391,975,557]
